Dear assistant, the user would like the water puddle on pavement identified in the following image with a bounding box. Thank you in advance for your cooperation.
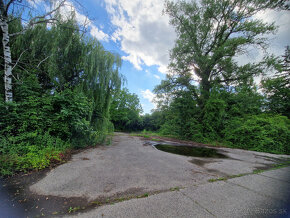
[154,144,227,158]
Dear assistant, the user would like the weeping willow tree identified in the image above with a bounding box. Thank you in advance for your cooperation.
[1,14,124,143]
[81,40,123,135]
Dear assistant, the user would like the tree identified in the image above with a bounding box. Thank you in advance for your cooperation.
[164,0,284,109]
[110,88,143,131]
[142,110,165,131]
[0,0,66,102]
[261,46,290,117]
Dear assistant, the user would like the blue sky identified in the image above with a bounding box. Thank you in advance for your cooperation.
[30,0,290,113]
[66,0,175,114]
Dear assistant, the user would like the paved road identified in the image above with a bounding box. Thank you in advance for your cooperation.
[28,133,290,217]
[65,167,290,218]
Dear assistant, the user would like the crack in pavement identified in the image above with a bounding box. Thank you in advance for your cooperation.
[257,173,290,184]
[178,189,216,217]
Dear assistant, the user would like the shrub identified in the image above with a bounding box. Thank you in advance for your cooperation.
[224,114,290,154]
[0,89,96,176]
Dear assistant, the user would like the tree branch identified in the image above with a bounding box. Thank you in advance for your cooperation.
[9,0,66,37]
[37,54,53,68]
[11,48,28,71]
[5,0,15,15]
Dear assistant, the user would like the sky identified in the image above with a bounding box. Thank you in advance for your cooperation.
[29,0,290,114]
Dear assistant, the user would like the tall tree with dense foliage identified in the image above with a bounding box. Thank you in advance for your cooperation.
[152,0,290,154]
[163,0,284,109]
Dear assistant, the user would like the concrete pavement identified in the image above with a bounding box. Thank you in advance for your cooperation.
[65,167,290,218]
[28,133,290,217]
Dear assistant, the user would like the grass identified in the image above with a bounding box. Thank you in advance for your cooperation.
[68,206,81,213]
[90,192,151,208]
[66,187,183,214]
[208,161,290,183]
[130,130,176,141]
[170,186,182,191]
[130,130,290,156]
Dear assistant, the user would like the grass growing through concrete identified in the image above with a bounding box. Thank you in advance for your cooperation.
[64,186,184,215]
[208,161,290,183]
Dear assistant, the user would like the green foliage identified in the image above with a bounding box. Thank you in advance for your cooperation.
[202,97,226,140]
[140,2,289,155]
[152,81,290,154]
[110,88,143,131]
[261,76,289,118]
[165,0,280,109]
[0,16,123,176]
[224,114,290,154]
[158,91,204,142]
[142,110,165,131]
[261,46,289,117]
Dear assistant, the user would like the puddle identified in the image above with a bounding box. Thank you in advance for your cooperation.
[154,144,227,158]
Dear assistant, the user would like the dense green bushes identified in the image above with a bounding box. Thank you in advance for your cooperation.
[151,82,290,155]
[0,87,98,175]
[224,115,290,154]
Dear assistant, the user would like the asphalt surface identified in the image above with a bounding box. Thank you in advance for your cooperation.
[5,133,290,217]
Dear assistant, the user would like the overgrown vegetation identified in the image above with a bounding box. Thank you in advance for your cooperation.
[145,0,290,154]
[119,0,290,155]
[0,14,123,175]
[1,0,290,176]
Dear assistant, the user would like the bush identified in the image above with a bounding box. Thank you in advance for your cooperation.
[0,88,97,176]
[0,133,69,176]
[224,114,290,154]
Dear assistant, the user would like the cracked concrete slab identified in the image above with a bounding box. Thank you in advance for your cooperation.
[180,177,289,218]
[28,134,289,217]
[63,191,214,218]
[62,168,290,218]
[259,167,290,183]
[228,169,290,202]
[30,134,289,200]
[30,134,215,200]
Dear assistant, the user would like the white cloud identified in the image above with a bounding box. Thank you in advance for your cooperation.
[154,74,161,80]
[35,0,109,42]
[234,9,290,85]
[90,26,109,42]
[122,54,142,70]
[58,1,109,42]
[27,0,42,7]
[236,9,290,65]
[104,0,176,74]
[141,89,157,108]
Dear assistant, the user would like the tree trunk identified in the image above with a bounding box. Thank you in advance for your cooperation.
[0,16,13,102]
[200,73,211,109]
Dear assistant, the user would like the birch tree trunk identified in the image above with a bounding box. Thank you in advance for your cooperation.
[0,16,13,102]
[0,0,67,102]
